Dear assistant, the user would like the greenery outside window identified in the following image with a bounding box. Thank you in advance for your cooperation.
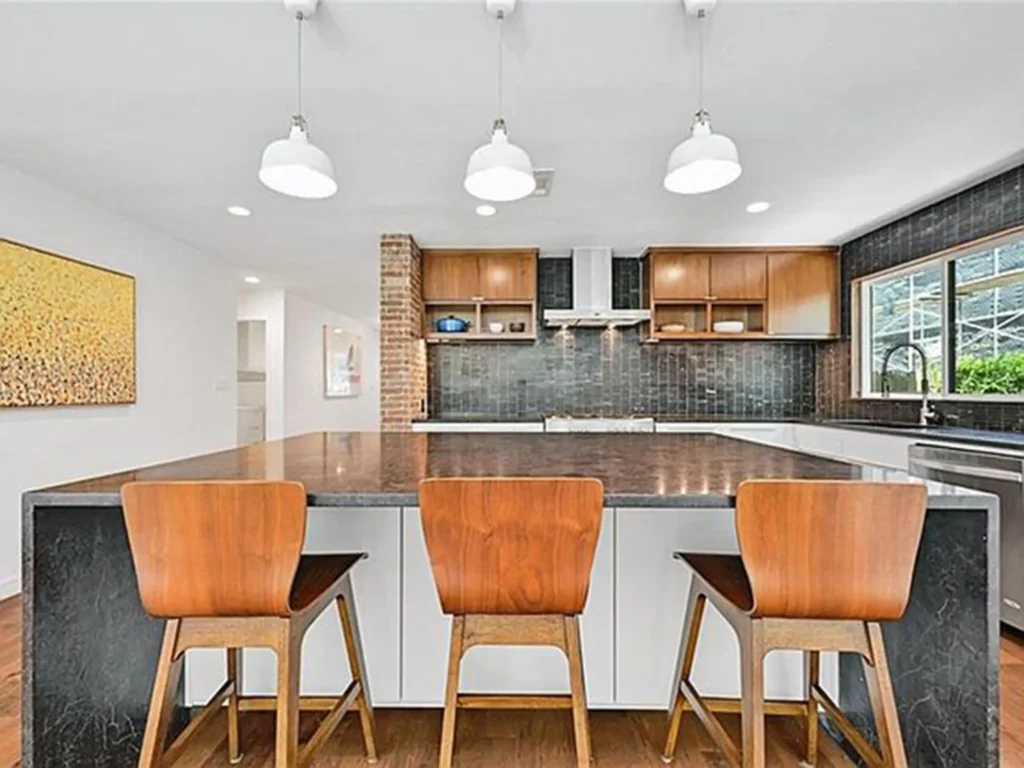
[854,229,1024,399]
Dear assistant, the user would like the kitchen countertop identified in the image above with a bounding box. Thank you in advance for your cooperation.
[27,431,991,509]
[819,419,1024,451]
[416,415,1024,452]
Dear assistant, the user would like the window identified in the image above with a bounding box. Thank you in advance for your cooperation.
[856,230,1024,399]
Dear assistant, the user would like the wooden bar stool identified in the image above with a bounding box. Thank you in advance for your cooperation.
[662,480,927,768]
[419,477,604,768]
[121,480,379,768]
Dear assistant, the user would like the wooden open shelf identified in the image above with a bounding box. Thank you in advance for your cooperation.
[425,301,536,343]
[426,331,536,344]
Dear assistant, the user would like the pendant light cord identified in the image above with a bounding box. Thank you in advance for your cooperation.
[697,9,705,119]
[497,11,505,124]
[296,12,304,122]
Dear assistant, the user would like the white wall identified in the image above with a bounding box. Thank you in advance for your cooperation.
[0,163,238,599]
[284,293,380,434]
[238,289,380,437]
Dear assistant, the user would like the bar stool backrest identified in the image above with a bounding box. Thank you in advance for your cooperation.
[121,480,307,618]
[735,480,927,620]
[419,477,604,615]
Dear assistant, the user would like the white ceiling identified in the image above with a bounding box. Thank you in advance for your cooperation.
[2,1,1024,323]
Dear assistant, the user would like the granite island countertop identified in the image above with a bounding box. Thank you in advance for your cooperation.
[27,431,992,509]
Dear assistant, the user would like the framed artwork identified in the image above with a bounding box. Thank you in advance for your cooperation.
[0,239,136,407]
[324,326,362,398]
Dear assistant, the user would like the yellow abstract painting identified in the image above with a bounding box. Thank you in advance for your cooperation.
[0,239,136,407]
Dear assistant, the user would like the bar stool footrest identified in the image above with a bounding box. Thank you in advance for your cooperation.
[457,694,573,710]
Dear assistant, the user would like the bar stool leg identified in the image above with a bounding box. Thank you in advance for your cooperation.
[275,621,302,768]
[227,647,243,764]
[439,616,466,768]
[864,623,908,768]
[139,619,183,768]
[740,620,766,768]
[803,650,820,767]
[564,616,593,767]
[337,576,379,762]
[663,580,707,762]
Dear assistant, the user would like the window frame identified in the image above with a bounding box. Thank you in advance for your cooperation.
[851,224,1024,403]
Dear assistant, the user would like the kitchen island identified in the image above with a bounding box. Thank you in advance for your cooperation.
[22,432,998,767]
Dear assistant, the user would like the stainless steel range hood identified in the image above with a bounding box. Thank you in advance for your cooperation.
[542,247,650,328]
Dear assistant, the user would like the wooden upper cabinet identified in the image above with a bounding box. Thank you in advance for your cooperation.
[478,251,537,301]
[766,250,839,336]
[651,251,711,300]
[423,251,480,301]
[710,252,767,300]
[422,249,537,302]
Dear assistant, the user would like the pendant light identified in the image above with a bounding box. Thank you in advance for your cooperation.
[464,0,536,203]
[260,0,337,200]
[664,5,741,195]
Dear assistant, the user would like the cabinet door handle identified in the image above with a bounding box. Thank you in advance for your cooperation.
[472,295,484,302]
[706,295,718,301]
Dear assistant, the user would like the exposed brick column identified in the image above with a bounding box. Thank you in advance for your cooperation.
[380,234,427,431]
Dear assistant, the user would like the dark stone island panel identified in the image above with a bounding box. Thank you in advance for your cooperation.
[24,505,188,768]
[837,507,998,768]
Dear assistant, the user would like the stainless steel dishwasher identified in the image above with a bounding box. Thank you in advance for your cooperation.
[909,443,1024,631]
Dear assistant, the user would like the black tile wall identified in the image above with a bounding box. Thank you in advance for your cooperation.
[839,164,1024,335]
[819,163,1024,432]
[428,258,819,420]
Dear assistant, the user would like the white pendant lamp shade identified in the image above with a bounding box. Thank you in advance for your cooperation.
[464,121,536,202]
[259,3,336,200]
[260,120,337,199]
[664,113,741,195]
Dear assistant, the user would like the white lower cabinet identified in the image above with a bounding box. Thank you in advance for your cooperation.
[184,506,402,706]
[717,423,796,449]
[835,428,913,470]
[401,507,615,706]
[656,421,796,451]
[792,424,846,460]
[184,503,839,710]
[615,506,837,708]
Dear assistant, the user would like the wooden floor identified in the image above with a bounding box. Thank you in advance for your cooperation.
[0,595,1021,767]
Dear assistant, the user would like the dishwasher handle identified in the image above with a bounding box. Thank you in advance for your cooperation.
[910,456,1024,483]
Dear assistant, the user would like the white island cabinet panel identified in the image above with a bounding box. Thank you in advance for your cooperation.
[615,507,837,708]
[184,506,402,706]
[402,507,615,706]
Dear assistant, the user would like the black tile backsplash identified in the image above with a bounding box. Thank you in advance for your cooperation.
[820,163,1024,432]
[428,258,818,420]
[840,164,1024,335]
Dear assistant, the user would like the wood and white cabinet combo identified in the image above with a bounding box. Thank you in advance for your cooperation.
[642,247,839,341]
[421,248,539,343]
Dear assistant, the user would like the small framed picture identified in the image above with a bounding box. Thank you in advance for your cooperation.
[324,326,362,398]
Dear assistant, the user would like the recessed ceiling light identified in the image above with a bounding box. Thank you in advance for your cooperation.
[476,204,497,217]
[244,276,261,285]
[227,205,251,217]
[746,201,771,214]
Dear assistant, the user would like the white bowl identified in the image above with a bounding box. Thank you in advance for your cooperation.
[488,322,504,334]
[712,320,745,333]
